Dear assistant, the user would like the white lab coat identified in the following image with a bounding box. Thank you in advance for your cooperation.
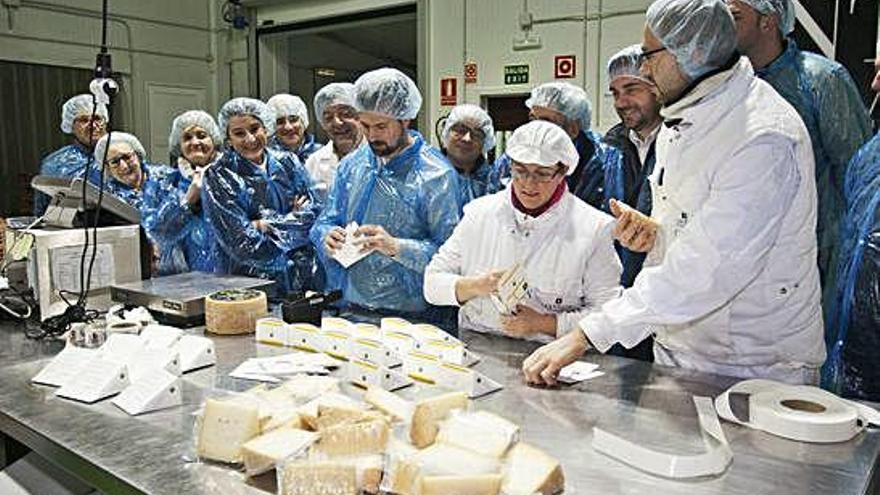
[579,58,825,384]
[424,189,622,342]
[304,140,362,197]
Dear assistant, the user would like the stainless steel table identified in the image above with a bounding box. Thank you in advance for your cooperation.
[0,321,877,495]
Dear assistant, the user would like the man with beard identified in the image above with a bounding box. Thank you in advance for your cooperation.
[305,83,364,198]
[310,68,461,330]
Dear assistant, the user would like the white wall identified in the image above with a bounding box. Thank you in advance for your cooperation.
[254,0,651,148]
[0,0,249,160]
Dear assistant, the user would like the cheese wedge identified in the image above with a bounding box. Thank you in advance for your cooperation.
[501,442,564,495]
[311,418,390,457]
[241,428,317,476]
[364,384,415,422]
[279,461,358,495]
[417,443,501,476]
[410,391,469,448]
[297,392,367,430]
[197,398,261,463]
[420,474,503,495]
[436,411,519,458]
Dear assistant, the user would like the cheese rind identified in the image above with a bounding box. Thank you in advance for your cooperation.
[241,428,318,475]
[278,461,358,495]
[205,289,267,335]
[197,399,261,463]
[501,442,564,495]
[420,474,503,495]
[410,391,469,448]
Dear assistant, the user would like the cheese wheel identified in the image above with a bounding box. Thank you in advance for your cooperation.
[205,288,267,335]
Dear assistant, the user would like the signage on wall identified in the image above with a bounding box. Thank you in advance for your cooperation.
[555,55,576,79]
[464,62,478,84]
[440,77,457,106]
[504,64,530,85]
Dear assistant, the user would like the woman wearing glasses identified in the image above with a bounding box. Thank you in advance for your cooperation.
[440,104,500,208]
[92,132,166,209]
[424,120,621,341]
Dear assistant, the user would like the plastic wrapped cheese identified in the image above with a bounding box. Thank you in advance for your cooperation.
[196,398,261,463]
[410,391,469,448]
[205,288,268,335]
[311,418,390,457]
[278,460,358,495]
[364,384,415,423]
[501,442,564,495]
[241,427,317,476]
[420,474,503,495]
[435,410,519,458]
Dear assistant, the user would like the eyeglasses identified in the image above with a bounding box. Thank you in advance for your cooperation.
[322,107,358,124]
[449,123,486,142]
[510,166,561,183]
[639,46,668,64]
[108,152,136,168]
[638,46,668,64]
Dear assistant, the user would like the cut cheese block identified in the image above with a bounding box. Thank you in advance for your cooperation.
[313,404,387,430]
[501,442,564,495]
[197,398,261,463]
[364,384,415,423]
[241,427,318,476]
[420,474,503,495]
[229,384,301,433]
[417,443,501,476]
[278,460,358,495]
[410,391,469,448]
[436,411,519,458]
[311,418,390,457]
[297,392,367,430]
[384,457,422,495]
[351,454,384,494]
[280,375,341,401]
[205,288,267,335]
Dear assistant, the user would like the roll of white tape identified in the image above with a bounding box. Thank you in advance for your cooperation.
[714,379,880,443]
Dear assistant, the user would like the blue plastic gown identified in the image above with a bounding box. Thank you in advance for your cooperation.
[34,143,103,216]
[492,129,624,212]
[453,158,501,209]
[310,131,461,316]
[269,133,323,165]
[202,150,323,295]
[755,40,872,350]
[104,162,168,210]
[824,133,880,399]
[140,163,217,275]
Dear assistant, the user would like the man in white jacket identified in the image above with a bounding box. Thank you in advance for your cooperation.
[523,0,824,385]
[424,120,622,341]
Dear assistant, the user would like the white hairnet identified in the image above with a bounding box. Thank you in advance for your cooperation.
[441,104,496,155]
[505,120,579,174]
[314,83,357,123]
[738,0,795,35]
[267,93,310,128]
[525,82,592,130]
[168,110,222,159]
[61,94,109,134]
[646,0,738,80]
[608,44,653,84]
[354,67,422,120]
[218,97,276,138]
[94,132,146,164]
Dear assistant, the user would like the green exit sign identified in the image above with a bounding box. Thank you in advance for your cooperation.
[504,64,529,85]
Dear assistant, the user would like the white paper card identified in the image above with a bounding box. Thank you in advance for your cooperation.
[129,348,181,380]
[56,359,129,403]
[255,317,288,346]
[112,369,181,415]
[557,361,603,384]
[140,324,183,349]
[31,346,98,387]
[99,333,145,365]
[332,222,374,268]
[347,359,412,391]
[175,335,215,372]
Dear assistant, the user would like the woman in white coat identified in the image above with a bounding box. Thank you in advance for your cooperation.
[424,120,622,341]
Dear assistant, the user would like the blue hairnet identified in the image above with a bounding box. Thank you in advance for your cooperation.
[94,132,146,163]
[313,83,357,124]
[525,82,592,130]
[441,104,496,155]
[354,68,422,120]
[267,93,310,128]
[61,94,109,134]
[168,110,222,159]
[646,0,738,80]
[608,44,653,84]
[739,0,795,35]
[218,97,276,139]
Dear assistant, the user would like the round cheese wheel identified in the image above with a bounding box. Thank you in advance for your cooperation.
[205,288,268,335]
